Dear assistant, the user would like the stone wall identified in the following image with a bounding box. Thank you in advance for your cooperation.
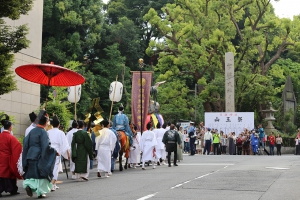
[0,0,43,137]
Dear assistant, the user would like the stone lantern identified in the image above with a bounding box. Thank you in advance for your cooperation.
[262,102,278,134]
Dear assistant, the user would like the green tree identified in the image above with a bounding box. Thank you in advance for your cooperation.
[43,87,72,132]
[144,0,300,122]
[42,0,105,118]
[106,0,175,67]
[0,0,33,95]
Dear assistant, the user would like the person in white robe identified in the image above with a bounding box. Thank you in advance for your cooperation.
[48,115,70,191]
[66,120,78,179]
[153,122,167,165]
[25,112,37,137]
[128,129,141,168]
[95,120,117,178]
[140,122,157,170]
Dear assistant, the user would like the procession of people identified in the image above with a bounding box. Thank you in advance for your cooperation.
[0,105,186,198]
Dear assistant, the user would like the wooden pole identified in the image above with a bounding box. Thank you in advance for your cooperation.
[109,76,118,121]
[74,85,77,120]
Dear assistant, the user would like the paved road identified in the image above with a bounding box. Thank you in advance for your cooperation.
[3,154,300,200]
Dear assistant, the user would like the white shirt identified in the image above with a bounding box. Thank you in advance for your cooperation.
[48,128,70,159]
[95,128,117,152]
[204,131,213,141]
[25,123,35,137]
[66,128,78,148]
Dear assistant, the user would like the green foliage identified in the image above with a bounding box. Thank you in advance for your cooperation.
[0,111,17,133]
[0,0,33,19]
[0,0,32,95]
[144,0,300,124]
[44,87,72,132]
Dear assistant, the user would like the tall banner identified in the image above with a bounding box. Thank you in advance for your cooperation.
[205,112,254,134]
[131,71,152,132]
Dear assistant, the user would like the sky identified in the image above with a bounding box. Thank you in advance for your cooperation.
[271,0,300,19]
[102,0,300,19]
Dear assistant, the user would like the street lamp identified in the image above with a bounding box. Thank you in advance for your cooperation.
[139,58,144,134]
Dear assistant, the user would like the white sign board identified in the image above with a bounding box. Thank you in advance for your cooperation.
[180,122,190,130]
[204,112,254,134]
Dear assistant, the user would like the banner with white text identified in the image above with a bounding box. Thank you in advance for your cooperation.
[204,112,254,134]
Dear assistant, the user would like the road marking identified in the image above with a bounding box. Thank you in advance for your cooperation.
[178,163,234,166]
[138,165,231,199]
[171,169,222,189]
[137,192,158,200]
[265,167,290,170]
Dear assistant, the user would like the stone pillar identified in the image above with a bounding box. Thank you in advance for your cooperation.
[225,52,235,112]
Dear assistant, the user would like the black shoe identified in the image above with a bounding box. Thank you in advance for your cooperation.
[174,164,178,166]
[25,186,33,197]
[97,172,101,177]
[111,170,114,173]
[10,191,20,196]
[157,162,160,166]
[159,158,163,163]
[38,194,46,198]
[168,164,171,167]
[0,194,2,197]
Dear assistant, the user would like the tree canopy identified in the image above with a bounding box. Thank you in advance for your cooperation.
[144,0,300,124]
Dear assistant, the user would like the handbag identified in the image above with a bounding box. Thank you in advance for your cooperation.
[194,140,199,145]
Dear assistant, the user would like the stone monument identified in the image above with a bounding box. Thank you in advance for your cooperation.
[282,75,297,123]
[262,102,278,134]
[225,52,235,112]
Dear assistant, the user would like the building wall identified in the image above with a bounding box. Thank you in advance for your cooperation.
[0,0,43,137]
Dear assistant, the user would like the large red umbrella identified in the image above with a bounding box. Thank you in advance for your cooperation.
[15,63,85,86]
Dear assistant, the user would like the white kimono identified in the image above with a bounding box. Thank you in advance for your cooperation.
[48,128,70,180]
[66,128,78,172]
[95,128,117,173]
[153,128,166,160]
[25,123,35,137]
[128,132,141,164]
[140,130,157,162]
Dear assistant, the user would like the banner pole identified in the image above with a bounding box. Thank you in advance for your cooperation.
[109,76,118,122]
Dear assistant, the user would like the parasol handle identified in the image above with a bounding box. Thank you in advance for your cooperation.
[75,85,77,120]
[109,75,118,122]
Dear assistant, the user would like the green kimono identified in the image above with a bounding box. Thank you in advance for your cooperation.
[71,130,93,173]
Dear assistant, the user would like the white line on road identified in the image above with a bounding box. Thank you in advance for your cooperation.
[178,163,234,166]
[265,167,290,170]
[137,192,158,200]
[137,164,231,199]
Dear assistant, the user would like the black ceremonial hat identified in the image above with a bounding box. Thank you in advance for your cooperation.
[29,112,37,123]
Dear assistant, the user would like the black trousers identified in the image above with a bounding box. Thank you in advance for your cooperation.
[213,143,219,155]
[189,137,196,155]
[276,144,281,155]
[167,150,177,165]
[0,178,18,194]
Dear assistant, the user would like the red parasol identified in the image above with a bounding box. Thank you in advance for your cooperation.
[15,63,85,86]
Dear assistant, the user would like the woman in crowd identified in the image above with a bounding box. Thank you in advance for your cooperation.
[276,133,282,156]
[220,132,227,154]
[183,130,189,153]
[236,134,243,155]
